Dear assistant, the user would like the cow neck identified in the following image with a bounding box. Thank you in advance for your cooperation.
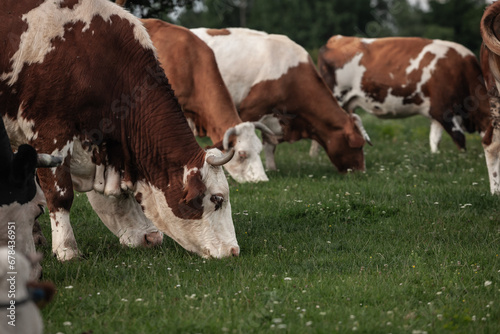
[284,62,349,145]
[144,20,239,145]
[126,64,206,194]
[191,52,240,143]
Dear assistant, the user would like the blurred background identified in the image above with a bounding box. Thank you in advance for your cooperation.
[119,0,495,58]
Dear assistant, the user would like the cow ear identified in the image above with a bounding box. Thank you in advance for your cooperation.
[182,171,207,205]
[11,144,37,183]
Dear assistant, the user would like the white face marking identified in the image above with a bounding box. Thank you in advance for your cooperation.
[135,148,239,258]
[191,28,309,106]
[223,122,268,183]
[1,0,154,86]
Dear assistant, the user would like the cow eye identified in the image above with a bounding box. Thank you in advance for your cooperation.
[210,194,224,211]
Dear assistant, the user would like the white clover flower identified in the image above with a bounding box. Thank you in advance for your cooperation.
[64,286,73,289]
[63,321,72,326]
[284,277,292,281]
[485,281,493,287]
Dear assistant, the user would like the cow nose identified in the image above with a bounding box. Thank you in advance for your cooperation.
[238,150,247,162]
[231,246,240,257]
[144,231,163,246]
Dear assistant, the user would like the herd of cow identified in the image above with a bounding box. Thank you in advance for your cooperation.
[1,0,500,332]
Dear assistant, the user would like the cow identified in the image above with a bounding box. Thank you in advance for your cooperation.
[190,28,370,172]
[480,2,500,195]
[1,0,239,261]
[1,117,61,278]
[140,18,273,183]
[315,35,491,155]
[0,248,56,334]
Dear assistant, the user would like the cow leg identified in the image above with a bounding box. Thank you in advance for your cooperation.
[37,166,80,261]
[309,140,320,157]
[263,141,277,171]
[437,118,466,151]
[483,96,500,195]
[429,120,443,153]
[484,135,500,194]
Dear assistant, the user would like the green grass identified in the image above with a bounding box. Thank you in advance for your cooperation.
[39,112,500,333]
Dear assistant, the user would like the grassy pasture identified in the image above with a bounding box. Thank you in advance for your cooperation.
[39,112,500,333]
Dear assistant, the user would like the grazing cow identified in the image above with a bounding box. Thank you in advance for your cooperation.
[1,117,61,278]
[1,0,239,261]
[140,18,273,183]
[480,3,500,195]
[191,28,369,172]
[316,35,491,154]
[0,248,56,334]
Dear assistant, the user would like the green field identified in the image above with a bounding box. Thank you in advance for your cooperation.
[39,112,500,333]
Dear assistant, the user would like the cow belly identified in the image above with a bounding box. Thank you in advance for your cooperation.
[340,92,430,119]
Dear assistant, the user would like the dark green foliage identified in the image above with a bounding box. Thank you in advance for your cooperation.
[129,0,491,57]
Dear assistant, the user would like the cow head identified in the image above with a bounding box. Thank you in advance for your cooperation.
[1,117,61,278]
[136,148,239,258]
[324,114,368,173]
[86,191,164,248]
[222,122,272,183]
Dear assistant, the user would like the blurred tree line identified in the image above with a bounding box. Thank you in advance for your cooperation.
[120,0,490,56]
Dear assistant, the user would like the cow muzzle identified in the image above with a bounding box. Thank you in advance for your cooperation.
[143,231,164,247]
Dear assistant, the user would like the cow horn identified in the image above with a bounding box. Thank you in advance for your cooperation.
[207,148,235,167]
[253,122,274,136]
[481,3,500,55]
[37,154,63,168]
[115,0,127,6]
[351,114,373,146]
[222,127,238,151]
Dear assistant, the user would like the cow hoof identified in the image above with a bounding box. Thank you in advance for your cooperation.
[144,231,163,247]
[53,248,81,262]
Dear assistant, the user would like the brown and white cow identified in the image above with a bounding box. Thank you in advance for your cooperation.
[316,35,491,154]
[480,2,500,195]
[191,28,369,172]
[140,19,273,183]
[1,0,239,261]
